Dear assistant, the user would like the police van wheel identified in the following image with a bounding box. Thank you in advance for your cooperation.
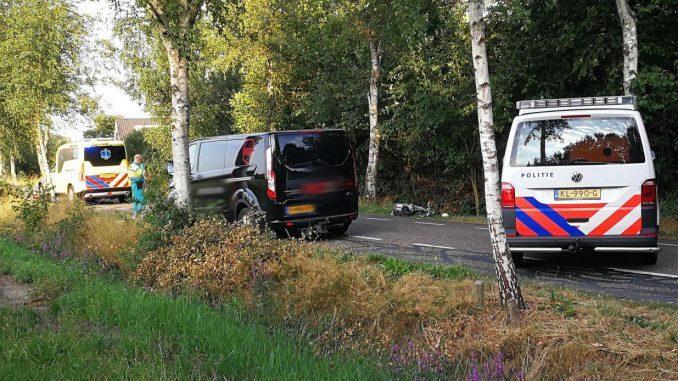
[639,252,658,266]
[511,252,524,268]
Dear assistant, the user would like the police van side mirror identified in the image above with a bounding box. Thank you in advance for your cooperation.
[166,161,174,175]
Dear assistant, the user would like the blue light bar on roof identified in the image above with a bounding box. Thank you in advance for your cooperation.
[516,96,636,110]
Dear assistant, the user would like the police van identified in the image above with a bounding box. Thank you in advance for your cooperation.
[501,96,660,265]
[45,139,131,201]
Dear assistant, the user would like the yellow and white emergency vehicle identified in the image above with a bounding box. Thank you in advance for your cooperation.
[46,139,131,201]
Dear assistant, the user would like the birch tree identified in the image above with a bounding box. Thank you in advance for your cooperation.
[468,0,525,310]
[9,156,17,185]
[120,0,206,208]
[365,37,381,199]
[346,0,425,199]
[615,0,638,95]
[0,0,84,191]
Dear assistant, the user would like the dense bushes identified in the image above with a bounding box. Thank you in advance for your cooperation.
[1,186,141,272]
[0,183,676,379]
[133,219,677,380]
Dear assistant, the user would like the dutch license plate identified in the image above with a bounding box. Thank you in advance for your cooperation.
[285,204,316,215]
[554,188,601,200]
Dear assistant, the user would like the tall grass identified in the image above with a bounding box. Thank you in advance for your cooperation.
[0,239,389,380]
[133,220,677,380]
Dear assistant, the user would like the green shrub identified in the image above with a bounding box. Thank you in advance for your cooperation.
[12,186,50,234]
[660,190,678,218]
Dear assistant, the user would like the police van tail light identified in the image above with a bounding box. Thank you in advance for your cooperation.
[641,180,656,207]
[265,146,276,201]
[501,183,515,208]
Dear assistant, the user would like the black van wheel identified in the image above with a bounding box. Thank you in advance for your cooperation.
[238,207,265,230]
[639,252,658,265]
[511,252,524,268]
[328,223,350,236]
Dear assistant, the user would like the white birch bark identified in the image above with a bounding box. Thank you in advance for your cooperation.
[144,0,202,208]
[364,38,381,199]
[162,37,192,208]
[35,121,54,196]
[9,155,17,185]
[615,0,638,95]
[0,154,5,180]
[468,0,525,309]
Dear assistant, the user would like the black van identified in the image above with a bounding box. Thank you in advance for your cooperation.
[169,129,359,235]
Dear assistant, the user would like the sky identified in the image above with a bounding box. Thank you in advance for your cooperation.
[57,1,149,141]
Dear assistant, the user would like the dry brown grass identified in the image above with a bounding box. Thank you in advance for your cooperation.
[1,197,140,272]
[135,220,677,379]
[0,197,18,235]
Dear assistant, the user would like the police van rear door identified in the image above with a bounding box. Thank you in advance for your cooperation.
[83,144,129,190]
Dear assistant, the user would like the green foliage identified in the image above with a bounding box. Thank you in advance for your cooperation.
[0,0,86,134]
[118,0,678,209]
[83,114,116,138]
[12,187,50,234]
[367,254,474,280]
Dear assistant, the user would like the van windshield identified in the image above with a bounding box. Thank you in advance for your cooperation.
[84,145,127,167]
[275,131,350,167]
[509,117,645,167]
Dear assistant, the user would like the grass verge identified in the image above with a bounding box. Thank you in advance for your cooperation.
[0,239,389,380]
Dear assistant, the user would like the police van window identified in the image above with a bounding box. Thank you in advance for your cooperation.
[57,148,73,172]
[84,145,127,167]
[197,140,227,172]
[510,117,644,167]
[189,144,197,172]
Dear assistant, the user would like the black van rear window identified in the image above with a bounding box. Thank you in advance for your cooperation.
[510,117,645,167]
[275,131,350,167]
[84,145,127,167]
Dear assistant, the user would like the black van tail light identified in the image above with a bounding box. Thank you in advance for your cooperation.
[344,178,356,190]
[501,182,515,208]
[265,146,276,200]
[641,180,656,206]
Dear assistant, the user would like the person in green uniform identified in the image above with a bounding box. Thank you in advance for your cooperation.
[128,154,146,219]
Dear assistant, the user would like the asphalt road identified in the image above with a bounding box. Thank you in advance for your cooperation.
[329,214,678,304]
[94,201,678,304]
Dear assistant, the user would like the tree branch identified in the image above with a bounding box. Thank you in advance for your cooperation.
[145,0,171,35]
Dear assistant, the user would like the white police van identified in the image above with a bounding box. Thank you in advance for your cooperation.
[501,96,660,265]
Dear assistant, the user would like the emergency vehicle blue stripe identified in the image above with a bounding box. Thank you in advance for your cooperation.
[524,197,585,237]
[91,176,110,188]
[86,180,99,189]
[516,208,551,236]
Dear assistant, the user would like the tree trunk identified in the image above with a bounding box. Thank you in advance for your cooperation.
[364,38,381,199]
[468,0,525,310]
[35,121,53,195]
[615,0,638,95]
[0,154,5,180]
[9,155,17,185]
[162,38,192,208]
[470,169,480,216]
